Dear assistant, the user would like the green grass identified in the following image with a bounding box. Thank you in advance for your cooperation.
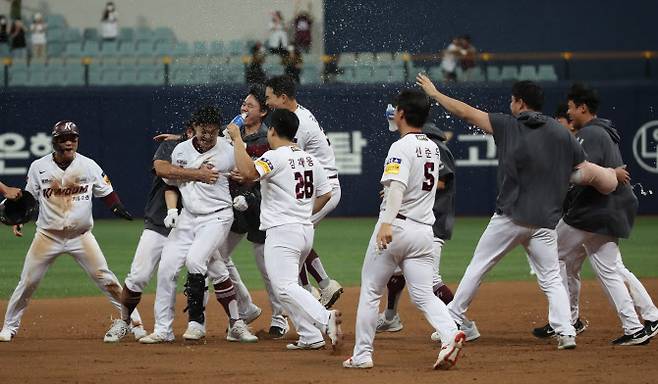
[1,217,657,299]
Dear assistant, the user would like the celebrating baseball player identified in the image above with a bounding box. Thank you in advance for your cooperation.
[344,89,465,370]
[0,120,145,342]
[103,121,222,342]
[264,75,344,309]
[416,73,619,350]
[226,108,343,351]
[532,83,657,346]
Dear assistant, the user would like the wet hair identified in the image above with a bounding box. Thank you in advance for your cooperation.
[269,109,299,141]
[554,103,570,121]
[567,83,599,114]
[248,83,270,117]
[265,75,296,99]
[190,105,222,128]
[394,89,430,128]
[511,81,544,111]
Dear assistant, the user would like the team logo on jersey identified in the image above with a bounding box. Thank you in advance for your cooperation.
[384,157,402,174]
[256,158,274,174]
[42,184,89,198]
[415,134,429,141]
[102,173,112,185]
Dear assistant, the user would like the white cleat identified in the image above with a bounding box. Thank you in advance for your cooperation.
[139,332,174,344]
[0,328,14,342]
[326,309,343,350]
[242,305,262,325]
[434,331,465,370]
[376,312,403,333]
[432,319,480,342]
[286,340,326,350]
[183,321,206,341]
[320,280,343,308]
[310,286,321,300]
[227,319,258,343]
[131,324,148,341]
[557,334,577,350]
[343,357,374,369]
[104,319,129,343]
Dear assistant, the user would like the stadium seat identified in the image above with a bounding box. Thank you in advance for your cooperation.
[353,65,374,83]
[64,42,84,58]
[172,42,191,57]
[372,64,392,82]
[64,28,82,43]
[153,27,176,44]
[46,14,67,29]
[83,28,100,43]
[336,65,354,83]
[301,53,320,64]
[227,40,244,56]
[82,42,100,57]
[500,65,519,81]
[427,65,444,82]
[171,67,195,85]
[47,28,65,43]
[118,42,136,57]
[27,67,48,86]
[195,65,212,84]
[48,57,66,66]
[136,65,163,85]
[136,41,156,56]
[101,41,120,57]
[209,41,225,56]
[518,65,538,81]
[338,53,357,66]
[154,41,173,56]
[300,63,322,85]
[136,56,159,65]
[193,41,208,56]
[45,66,67,86]
[486,65,501,81]
[357,52,375,64]
[118,67,138,85]
[459,66,486,82]
[263,63,285,77]
[135,28,154,45]
[537,64,558,81]
[119,27,134,43]
[66,64,86,86]
[47,42,65,57]
[100,67,121,85]
[389,66,406,82]
[375,52,394,63]
[0,44,9,58]
[8,67,28,86]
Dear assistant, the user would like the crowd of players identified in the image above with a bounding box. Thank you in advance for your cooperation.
[0,73,656,370]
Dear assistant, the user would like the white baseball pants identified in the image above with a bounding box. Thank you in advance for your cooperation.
[392,237,445,287]
[352,219,458,365]
[448,213,575,336]
[557,220,645,334]
[218,231,287,328]
[124,229,167,292]
[264,223,330,344]
[2,228,142,335]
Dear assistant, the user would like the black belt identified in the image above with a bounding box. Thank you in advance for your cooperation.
[396,213,406,220]
[328,175,338,179]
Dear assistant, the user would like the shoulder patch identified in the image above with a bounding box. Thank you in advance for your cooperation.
[256,158,274,174]
[384,157,402,175]
[415,134,429,141]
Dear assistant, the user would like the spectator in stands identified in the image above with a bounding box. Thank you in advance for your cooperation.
[283,45,302,83]
[9,0,21,21]
[100,1,118,42]
[0,15,8,46]
[246,41,266,85]
[440,36,463,82]
[458,35,477,80]
[267,10,288,56]
[9,18,27,59]
[293,9,313,53]
[30,12,47,59]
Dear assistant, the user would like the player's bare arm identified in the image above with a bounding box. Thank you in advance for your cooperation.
[416,73,493,134]
[571,161,619,194]
[614,165,630,184]
[153,159,219,184]
[313,191,331,215]
[376,180,406,250]
[227,124,260,181]
[0,182,22,200]
[153,133,182,142]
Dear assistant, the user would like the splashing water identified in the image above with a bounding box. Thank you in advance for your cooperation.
[632,183,654,196]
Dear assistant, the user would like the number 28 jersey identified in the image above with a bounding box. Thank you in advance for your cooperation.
[380,133,441,225]
[255,145,332,231]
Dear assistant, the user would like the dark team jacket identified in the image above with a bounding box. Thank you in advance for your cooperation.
[143,140,182,237]
[563,118,637,238]
[423,123,456,240]
[229,123,269,244]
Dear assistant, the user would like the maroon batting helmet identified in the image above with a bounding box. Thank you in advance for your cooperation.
[51,120,80,138]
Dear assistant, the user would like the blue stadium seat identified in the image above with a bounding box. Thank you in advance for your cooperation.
[372,64,392,82]
[227,40,245,56]
[135,28,154,45]
[47,28,65,43]
[209,41,225,56]
[172,42,191,56]
[154,41,173,56]
[136,64,163,85]
[101,41,120,57]
[0,44,10,57]
[8,67,28,86]
[193,41,208,56]
[64,28,82,43]
[153,27,175,44]
[27,67,48,86]
[300,63,322,85]
[263,63,284,77]
[64,42,84,58]
[66,64,85,86]
[45,66,67,86]
[428,65,444,82]
[88,65,102,85]
[118,42,136,57]
[353,65,374,83]
[118,67,138,85]
[338,53,357,67]
[47,42,65,57]
[119,28,134,43]
[82,42,100,57]
[171,67,195,85]
[100,66,121,85]
[46,14,67,29]
[375,52,394,63]
[83,28,99,43]
[537,64,558,81]
[136,41,155,56]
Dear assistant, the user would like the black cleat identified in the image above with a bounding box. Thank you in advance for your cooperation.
[532,323,555,338]
[573,318,589,334]
[611,328,651,346]
[645,320,658,339]
[269,325,287,339]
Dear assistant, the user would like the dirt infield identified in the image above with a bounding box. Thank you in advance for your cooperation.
[1,279,657,384]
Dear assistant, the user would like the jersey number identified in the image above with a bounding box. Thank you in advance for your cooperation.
[295,171,314,198]
[422,162,435,191]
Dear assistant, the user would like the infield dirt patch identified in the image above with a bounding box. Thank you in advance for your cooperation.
[1,280,657,384]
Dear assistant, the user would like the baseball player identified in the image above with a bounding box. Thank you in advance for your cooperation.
[226,109,343,351]
[264,75,343,309]
[532,83,656,345]
[344,90,465,370]
[0,120,145,342]
[416,73,619,350]
[375,119,481,342]
[219,84,291,338]
[0,182,22,200]
[103,122,223,342]
[140,106,257,343]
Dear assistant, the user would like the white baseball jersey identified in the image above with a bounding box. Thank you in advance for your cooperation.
[24,153,113,232]
[167,137,235,215]
[255,145,331,230]
[294,104,338,176]
[380,133,440,225]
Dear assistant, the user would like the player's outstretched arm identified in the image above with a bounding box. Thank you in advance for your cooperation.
[226,124,260,181]
[0,181,22,200]
[571,161,619,195]
[312,191,331,215]
[416,73,493,134]
[154,160,219,184]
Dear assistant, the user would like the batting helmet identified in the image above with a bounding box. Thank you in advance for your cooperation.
[0,190,38,225]
[52,120,80,138]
